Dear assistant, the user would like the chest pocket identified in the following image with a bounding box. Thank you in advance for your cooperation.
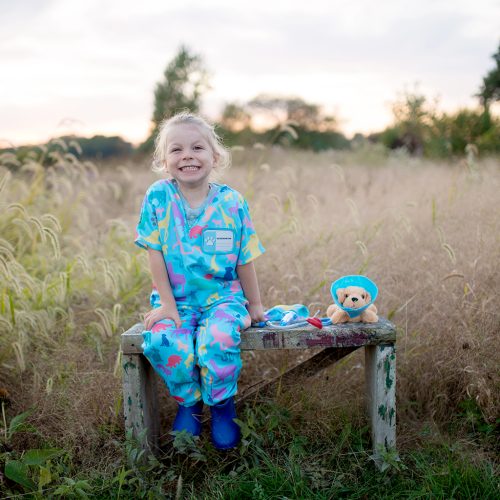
[202,228,235,254]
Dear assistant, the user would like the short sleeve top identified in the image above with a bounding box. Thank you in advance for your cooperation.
[135,179,265,307]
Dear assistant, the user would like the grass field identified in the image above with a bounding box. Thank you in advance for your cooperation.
[0,144,498,498]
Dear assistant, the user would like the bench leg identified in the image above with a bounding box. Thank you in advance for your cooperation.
[122,353,159,460]
[365,343,397,469]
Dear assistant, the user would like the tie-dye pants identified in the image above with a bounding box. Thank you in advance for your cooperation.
[142,301,251,407]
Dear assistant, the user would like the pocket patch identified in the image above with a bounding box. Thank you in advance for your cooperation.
[202,229,235,253]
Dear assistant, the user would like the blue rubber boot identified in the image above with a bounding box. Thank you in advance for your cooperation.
[210,397,241,450]
[172,401,204,437]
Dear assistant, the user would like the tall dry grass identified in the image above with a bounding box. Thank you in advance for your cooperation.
[0,150,151,465]
[0,145,498,468]
[228,147,499,429]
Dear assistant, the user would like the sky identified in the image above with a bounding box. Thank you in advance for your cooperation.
[1,0,499,146]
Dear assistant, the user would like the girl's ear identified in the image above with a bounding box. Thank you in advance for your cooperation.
[213,151,220,166]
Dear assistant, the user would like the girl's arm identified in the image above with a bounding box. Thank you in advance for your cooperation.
[237,261,266,323]
[144,248,181,330]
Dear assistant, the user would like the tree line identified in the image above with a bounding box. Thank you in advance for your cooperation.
[141,45,499,157]
[3,43,499,161]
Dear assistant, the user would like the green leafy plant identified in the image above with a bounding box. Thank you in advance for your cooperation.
[1,406,36,444]
[53,477,92,498]
[171,430,206,462]
[1,405,64,493]
[4,448,65,492]
[370,445,406,473]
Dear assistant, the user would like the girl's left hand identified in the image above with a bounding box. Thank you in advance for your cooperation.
[248,302,266,324]
[143,304,181,330]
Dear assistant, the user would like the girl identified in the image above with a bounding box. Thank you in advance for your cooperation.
[135,112,266,449]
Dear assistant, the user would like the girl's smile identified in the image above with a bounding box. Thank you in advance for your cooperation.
[179,165,201,171]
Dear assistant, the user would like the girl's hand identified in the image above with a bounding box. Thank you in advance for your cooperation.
[144,304,181,330]
[248,302,266,324]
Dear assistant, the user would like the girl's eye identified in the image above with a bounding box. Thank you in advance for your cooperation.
[170,148,181,153]
[194,145,204,150]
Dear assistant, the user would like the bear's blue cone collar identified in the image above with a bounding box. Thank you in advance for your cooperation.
[330,275,378,318]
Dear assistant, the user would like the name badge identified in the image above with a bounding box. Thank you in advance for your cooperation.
[202,229,235,254]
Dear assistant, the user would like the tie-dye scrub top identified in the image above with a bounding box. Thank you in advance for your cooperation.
[135,179,265,308]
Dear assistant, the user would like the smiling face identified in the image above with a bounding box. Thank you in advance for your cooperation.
[165,123,218,190]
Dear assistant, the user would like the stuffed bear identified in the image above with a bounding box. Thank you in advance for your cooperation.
[327,285,378,324]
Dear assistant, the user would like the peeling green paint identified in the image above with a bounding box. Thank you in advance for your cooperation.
[128,396,132,406]
[378,404,387,419]
[389,407,395,426]
[384,358,394,389]
[123,360,136,374]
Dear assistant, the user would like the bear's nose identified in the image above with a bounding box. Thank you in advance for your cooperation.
[351,297,358,302]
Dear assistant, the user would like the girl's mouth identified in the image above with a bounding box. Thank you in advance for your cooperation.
[180,165,201,172]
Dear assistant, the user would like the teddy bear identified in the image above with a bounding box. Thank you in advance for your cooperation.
[327,285,378,324]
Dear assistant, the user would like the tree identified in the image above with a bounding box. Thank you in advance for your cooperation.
[380,89,436,155]
[141,46,210,151]
[219,102,251,132]
[478,42,500,107]
[247,94,323,130]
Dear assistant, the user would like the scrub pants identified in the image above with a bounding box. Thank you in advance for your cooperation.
[142,300,251,406]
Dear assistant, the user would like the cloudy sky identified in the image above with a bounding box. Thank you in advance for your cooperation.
[1,0,499,146]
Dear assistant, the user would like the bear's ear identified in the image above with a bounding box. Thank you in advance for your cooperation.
[336,288,347,304]
[365,291,372,303]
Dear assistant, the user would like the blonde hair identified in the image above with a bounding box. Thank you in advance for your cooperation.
[153,111,231,174]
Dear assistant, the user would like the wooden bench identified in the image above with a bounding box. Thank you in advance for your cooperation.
[121,318,397,467]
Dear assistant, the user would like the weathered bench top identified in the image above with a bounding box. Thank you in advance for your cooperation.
[121,318,396,354]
